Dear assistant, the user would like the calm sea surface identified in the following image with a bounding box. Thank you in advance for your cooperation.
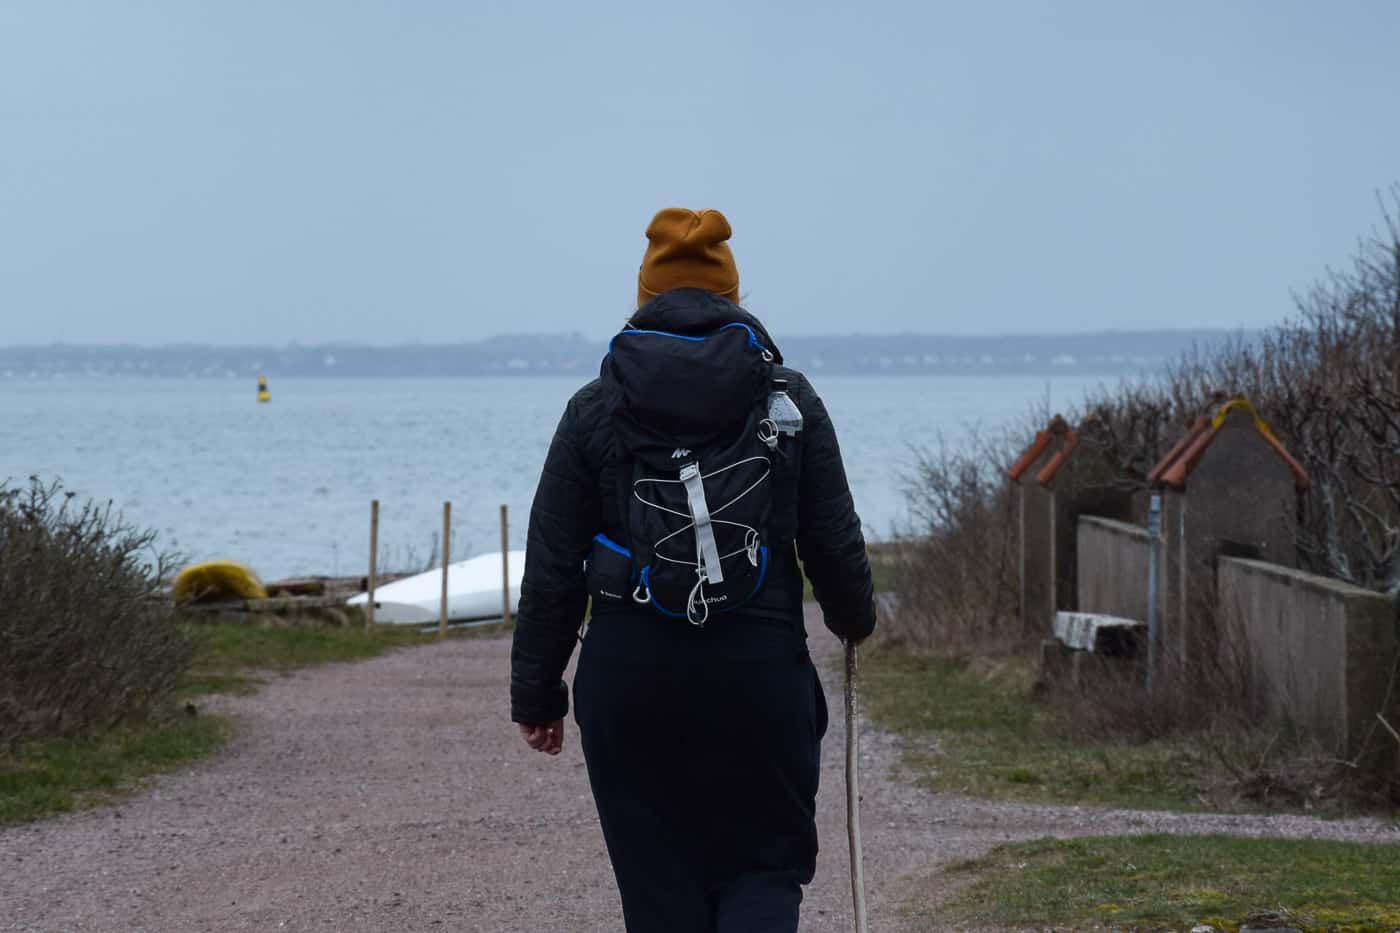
[1,374,1110,580]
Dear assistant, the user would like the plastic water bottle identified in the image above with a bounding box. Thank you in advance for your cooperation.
[767,379,803,436]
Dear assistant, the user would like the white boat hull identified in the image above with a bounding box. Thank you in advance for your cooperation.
[347,550,525,624]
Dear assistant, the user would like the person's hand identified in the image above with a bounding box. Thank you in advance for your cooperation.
[518,719,564,755]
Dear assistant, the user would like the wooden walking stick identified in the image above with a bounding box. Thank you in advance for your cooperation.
[845,640,869,933]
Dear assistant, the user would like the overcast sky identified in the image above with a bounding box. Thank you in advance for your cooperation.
[2,1,1398,345]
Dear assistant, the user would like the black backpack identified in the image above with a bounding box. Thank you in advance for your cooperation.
[591,322,790,625]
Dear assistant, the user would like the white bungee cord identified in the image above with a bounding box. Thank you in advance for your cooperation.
[633,451,772,626]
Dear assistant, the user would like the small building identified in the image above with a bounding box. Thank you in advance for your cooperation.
[1146,397,1309,672]
[1009,415,1134,637]
[1036,416,1136,630]
[1008,417,1068,637]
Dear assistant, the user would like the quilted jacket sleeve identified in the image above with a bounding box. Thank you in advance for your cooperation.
[793,373,877,642]
[509,394,600,724]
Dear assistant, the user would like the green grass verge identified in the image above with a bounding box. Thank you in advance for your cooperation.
[3,616,514,824]
[0,712,232,824]
[180,617,513,697]
[929,833,1400,931]
[861,647,1209,811]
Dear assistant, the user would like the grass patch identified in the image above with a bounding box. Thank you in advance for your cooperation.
[868,545,900,595]
[928,833,1400,931]
[861,646,1208,810]
[3,616,513,824]
[180,617,512,696]
[0,712,232,824]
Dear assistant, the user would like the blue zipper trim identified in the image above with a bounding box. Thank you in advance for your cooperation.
[740,546,770,607]
[609,322,769,356]
[640,565,689,618]
[640,546,770,619]
[592,533,631,558]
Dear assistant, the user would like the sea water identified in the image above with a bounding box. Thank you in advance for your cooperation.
[0,374,1112,579]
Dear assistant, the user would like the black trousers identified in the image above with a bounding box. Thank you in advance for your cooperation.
[573,612,828,933]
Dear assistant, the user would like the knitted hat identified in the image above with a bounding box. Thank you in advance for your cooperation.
[637,208,740,307]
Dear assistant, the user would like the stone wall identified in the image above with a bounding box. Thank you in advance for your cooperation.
[1076,515,1152,622]
[1217,556,1399,772]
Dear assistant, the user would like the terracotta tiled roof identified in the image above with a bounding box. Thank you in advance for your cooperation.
[1146,416,1211,486]
[1007,415,1069,481]
[1034,428,1081,486]
[1034,413,1104,486]
[1151,398,1310,491]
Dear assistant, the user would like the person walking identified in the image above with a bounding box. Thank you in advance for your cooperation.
[511,207,876,932]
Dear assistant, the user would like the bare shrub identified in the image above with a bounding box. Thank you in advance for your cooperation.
[896,191,1400,600]
[886,433,1024,654]
[892,188,1400,803]
[1070,187,1400,594]
[0,477,196,755]
[892,188,1400,606]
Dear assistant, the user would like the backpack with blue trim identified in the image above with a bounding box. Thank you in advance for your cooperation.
[590,321,794,625]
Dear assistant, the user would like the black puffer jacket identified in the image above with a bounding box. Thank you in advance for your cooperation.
[510,289,876,724]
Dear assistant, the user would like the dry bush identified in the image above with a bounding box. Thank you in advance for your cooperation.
[886,432,1025,654]
[892,189,1400,803]
[1071,187,1400,594]
[890,189,1400,600]
[897,191,1400,595]
[891,190,1400,603]
[0,477,196,755]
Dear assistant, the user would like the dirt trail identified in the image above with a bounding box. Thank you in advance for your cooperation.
[3,608,1395,932]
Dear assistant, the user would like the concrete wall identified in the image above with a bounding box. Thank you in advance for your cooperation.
[1217,557,1399,771]
[1076,515,1152,622]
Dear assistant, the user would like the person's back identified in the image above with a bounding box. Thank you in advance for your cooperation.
[511,208,876,933]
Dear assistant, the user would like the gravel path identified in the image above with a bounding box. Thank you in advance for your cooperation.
[3,607,1396,932]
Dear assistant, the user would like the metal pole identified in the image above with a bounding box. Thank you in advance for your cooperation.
[366,499,379,632]
[1146,493,1161,694]
[500,504,511,625]
[845,641,869,933]
[440,500,451,638]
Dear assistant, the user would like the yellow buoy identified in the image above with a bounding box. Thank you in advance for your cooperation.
[257,374,270,403]
[173,560,268,604]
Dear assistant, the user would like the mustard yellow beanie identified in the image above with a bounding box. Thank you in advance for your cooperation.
[637,208,740,307]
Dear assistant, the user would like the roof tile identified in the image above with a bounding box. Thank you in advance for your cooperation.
[1007,415,1070,481]
[1151,398,1309,491]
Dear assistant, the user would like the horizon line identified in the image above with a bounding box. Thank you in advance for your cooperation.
[0,326,1259,351]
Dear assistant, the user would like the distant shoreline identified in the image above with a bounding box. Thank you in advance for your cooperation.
[1,329,1254,380]
[1,367,1175,380]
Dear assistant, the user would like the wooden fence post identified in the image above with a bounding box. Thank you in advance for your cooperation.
[366,499,379,632]
[440,500,451,638]
[500,504,510,625]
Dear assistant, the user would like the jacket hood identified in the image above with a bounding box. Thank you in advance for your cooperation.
[602,289,779,464]
[627,288,784,364]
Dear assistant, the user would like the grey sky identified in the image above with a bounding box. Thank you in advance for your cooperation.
[3,1,1398,345]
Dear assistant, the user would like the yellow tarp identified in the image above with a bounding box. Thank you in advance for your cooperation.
[173,560,268,604]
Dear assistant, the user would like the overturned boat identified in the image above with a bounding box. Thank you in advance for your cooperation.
[347,550,525,624]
